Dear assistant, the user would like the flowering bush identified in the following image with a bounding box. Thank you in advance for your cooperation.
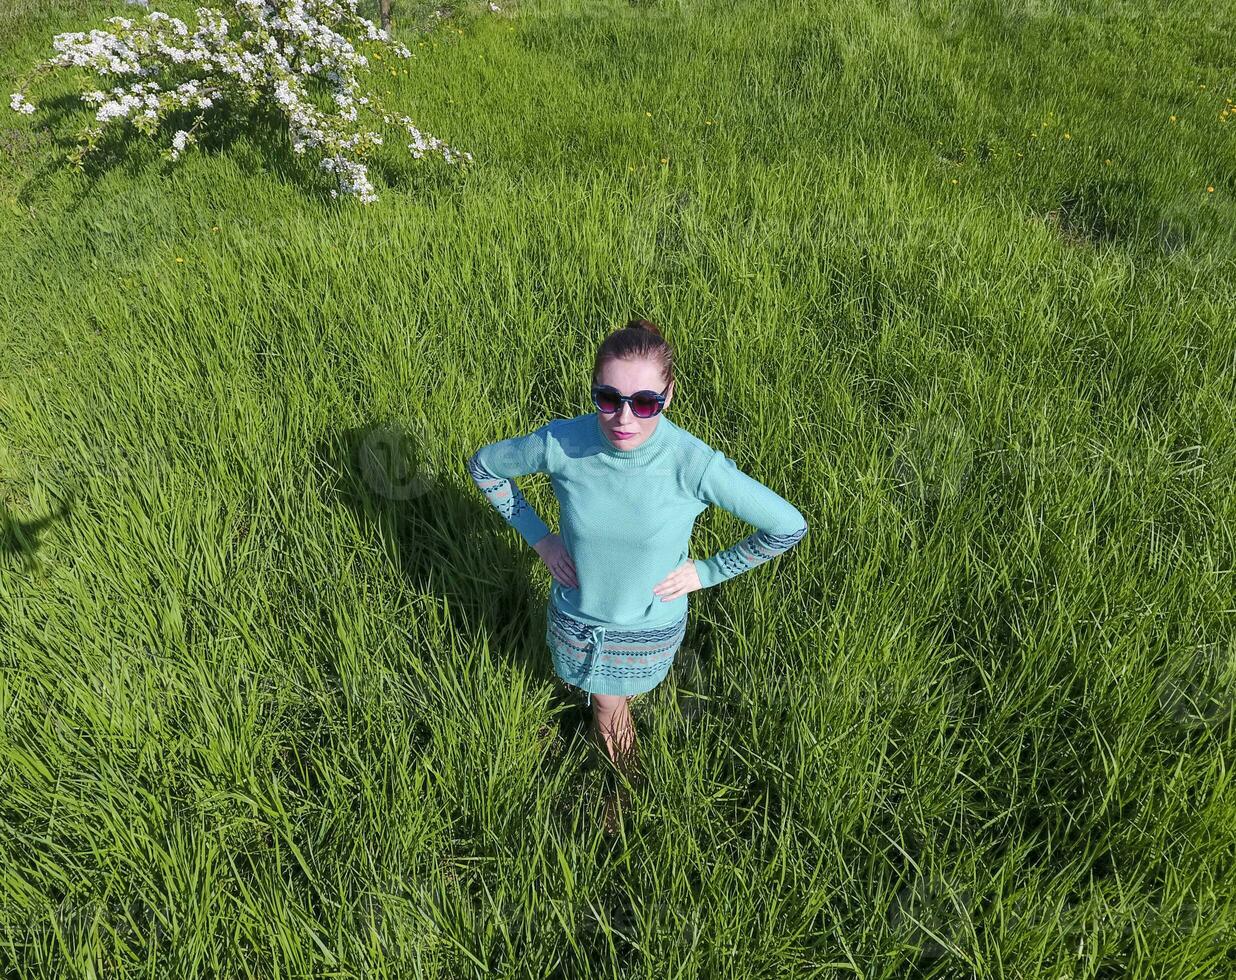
[8,0,473,202]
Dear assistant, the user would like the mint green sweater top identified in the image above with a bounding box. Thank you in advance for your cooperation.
[466,411,808,632]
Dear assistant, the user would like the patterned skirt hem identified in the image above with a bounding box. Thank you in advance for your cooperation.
[546,602,688,699]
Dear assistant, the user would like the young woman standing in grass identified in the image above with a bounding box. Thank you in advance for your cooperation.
[466,319,808,781]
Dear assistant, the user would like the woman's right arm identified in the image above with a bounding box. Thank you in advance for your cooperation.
[465,423,554,548]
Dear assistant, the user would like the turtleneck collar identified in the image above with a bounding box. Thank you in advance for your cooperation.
[593,411,670,462]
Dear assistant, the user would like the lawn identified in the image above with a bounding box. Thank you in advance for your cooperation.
[1,0,1234,975]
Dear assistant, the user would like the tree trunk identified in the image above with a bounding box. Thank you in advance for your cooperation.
[379,0,391,31]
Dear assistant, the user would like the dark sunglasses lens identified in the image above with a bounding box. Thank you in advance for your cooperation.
[632,394,660,417]
[594,388,621,413]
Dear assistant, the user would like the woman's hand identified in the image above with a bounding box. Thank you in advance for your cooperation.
[653,559,702,602]
[533,533,578,589]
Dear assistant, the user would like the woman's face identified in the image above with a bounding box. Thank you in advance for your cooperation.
[595,358,674,451]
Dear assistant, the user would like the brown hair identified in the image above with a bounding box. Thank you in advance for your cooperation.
[592,318,676,388]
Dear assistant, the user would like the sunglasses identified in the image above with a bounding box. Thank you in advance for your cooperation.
[591,382,670,419]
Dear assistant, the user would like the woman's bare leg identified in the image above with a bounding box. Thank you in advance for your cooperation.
[589,693,641,778]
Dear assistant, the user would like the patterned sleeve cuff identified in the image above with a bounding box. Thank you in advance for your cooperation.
[466,451,552,548]
[695,523,807,589]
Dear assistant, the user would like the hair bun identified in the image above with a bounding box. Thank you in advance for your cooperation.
[624,318,662,337]
[596,318,675,387]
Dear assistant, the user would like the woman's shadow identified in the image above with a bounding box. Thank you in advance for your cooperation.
[315,423,592,743]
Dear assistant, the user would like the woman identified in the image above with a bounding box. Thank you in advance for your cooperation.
[465,318,808,782]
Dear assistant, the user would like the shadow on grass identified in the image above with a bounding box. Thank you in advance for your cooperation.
[13,93,468,208]
[0,497,73,570]
[314,423,595,746]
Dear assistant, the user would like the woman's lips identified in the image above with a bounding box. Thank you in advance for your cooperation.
[611,430,636,440]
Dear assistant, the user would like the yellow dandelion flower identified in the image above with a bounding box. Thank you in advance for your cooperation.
[390,68,397,75]
[1207,185,1215,192]
[1104,159,1112,165]
[175,257,185,263]
[1063,132,1071,139]
[1169,115,1177,123]
[1017,152,1023,157]
[660,157,668,164]
[645,111,652,117]
[212,225,220,231]
[950,178,958,184]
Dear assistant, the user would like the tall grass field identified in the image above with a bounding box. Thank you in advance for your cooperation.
[2,0,1234,975]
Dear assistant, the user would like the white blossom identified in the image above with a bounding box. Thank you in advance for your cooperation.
[8,0,472,201]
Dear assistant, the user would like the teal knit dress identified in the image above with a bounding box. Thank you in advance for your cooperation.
[466,411,807,705]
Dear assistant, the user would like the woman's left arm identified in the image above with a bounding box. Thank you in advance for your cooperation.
[689,449,808,590]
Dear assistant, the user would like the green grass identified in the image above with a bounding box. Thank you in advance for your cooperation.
[2,0,1235,975]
